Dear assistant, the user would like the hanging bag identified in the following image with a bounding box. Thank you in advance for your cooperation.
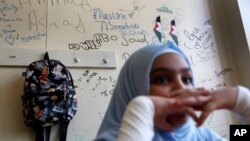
[22,52,77,141]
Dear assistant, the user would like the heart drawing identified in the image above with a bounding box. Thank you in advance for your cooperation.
[5,34,15,45]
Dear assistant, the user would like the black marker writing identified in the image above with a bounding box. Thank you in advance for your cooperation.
[121,34,148,46]
[51,0,92,11]
[122,52,130,61]
[215,67,233,78]
[49,13,85,33]
[68,33,117,50]
[28,9,46,32]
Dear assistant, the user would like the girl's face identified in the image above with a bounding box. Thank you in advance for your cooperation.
[150,53,193,128]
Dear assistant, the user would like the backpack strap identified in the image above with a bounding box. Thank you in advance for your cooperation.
[45,126,51,141]
[34,121,44,141]
[34,121,51,141]
[59,121,70,141]
[34,121,69,141]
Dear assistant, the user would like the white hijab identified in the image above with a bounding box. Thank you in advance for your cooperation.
[94,41,199,141]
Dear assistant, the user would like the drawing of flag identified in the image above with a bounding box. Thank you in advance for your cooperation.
[169,20,178,45]
[153,16,162,42]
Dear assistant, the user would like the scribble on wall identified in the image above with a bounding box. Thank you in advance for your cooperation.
[75,69,117,97]
[119,0,145,18]
[183,27,217,66]
[156,4,173,14]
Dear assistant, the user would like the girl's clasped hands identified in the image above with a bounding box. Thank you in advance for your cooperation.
[151,86,238,131]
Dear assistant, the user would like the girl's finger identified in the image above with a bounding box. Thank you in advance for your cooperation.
[197,110,211,126]
[181,107,199,122]
[170,88,210,98]
[175,94,211,107]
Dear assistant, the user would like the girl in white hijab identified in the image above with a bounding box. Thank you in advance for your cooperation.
[94,42,250,141]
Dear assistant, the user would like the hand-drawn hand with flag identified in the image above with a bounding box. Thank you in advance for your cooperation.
[153,16,163,42]
[169,19,178,45]
[153,16,178,45]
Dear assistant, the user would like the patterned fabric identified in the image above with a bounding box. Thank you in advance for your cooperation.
[22,60,77,127]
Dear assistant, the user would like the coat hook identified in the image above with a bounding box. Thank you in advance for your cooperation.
[103,58,109,64]
[74,58,80,63]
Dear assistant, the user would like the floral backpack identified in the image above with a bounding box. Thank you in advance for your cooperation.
[22,52,77,141]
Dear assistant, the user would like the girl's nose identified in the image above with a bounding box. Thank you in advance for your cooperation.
[172,77,186,91]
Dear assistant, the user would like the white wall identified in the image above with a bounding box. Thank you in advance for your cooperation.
[0,0,247,140]
[238,0,250,51]
[220,0,250,87]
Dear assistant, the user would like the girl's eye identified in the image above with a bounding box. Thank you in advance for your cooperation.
[151,76,170,84]
[182,77,193,85]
